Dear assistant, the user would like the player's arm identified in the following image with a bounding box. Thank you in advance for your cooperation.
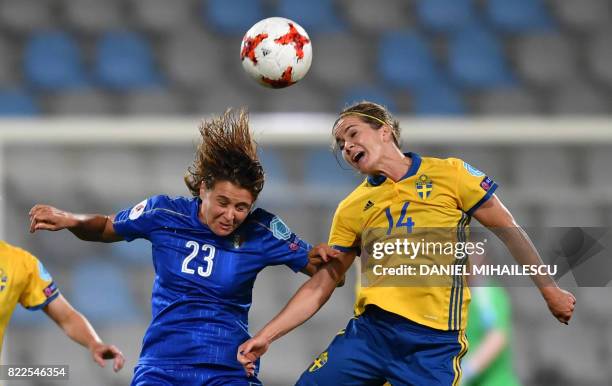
[472,194,576,324]
[238,250,356,376]
[462,329,506,383]
[29,205,122,242]
[300,244,345,286]
[43,294,125,372]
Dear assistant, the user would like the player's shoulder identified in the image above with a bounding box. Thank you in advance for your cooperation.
[141,194,196,214]
[0,241,40,275]
[421,156,464,170]
[245,208,293,238]
[334,179,372,212]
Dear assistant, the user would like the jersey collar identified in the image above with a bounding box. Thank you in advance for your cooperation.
[366,152,422,186]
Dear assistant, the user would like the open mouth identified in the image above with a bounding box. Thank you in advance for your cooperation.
[352,151,365,164]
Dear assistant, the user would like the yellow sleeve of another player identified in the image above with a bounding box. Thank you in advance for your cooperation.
[18,251,59,310]
[328,202,360,252]
[453,158,499,216]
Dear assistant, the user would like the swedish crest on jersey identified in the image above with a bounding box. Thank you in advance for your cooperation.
[270,216,291,240]
[416,174,433,200]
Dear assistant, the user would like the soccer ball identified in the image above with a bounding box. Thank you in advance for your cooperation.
[240,17,312,88]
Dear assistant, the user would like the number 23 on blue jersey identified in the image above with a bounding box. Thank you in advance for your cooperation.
[182,241,216,277]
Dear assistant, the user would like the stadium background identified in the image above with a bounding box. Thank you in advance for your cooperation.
[1,0,611,385]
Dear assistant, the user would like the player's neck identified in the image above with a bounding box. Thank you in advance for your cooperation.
[374,150,412,182]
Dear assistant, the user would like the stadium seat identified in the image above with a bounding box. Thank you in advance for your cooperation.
[0,90,39,116]
[0,38,17,87]
[341,0,409,34]
[0,0,54,34]
[341,85,397,113]
[162,27,225,90]
[310,33,372,89]
[130,0,194,34]
[24,32,87,91]
[147,145,195,196]
[485,0,554,33]
[95,31,160,90]
[411,82,466,116]
[584,147,612,193]
[378,31,441,90]
[550,0,611,33]
[416,0,477,33]
[587,29,612,89]
[448,25,515,90]
[61,0,125,33]
[193,78,265,113]
[549,80,610,115]
[514,34,577,88]
[475,88,541,114]
[261,82,334,112]
[204,0,264,35]
[513,147,574,199]
[70,261,142,322]
[44,89,117,115]
[122,89,186,115]
[256,148,296,205]
[277,0,344,33]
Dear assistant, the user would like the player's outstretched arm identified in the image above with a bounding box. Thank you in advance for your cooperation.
[29,205,122,242]
[473,194,576,324]
[43,295,125,372]
[238,250,356,376]
[301,243,341,276]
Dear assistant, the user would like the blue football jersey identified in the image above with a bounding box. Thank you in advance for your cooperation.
[113,195,310,367]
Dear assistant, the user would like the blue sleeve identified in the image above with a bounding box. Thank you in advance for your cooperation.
[254,210,311,272]
[113,196,164,241]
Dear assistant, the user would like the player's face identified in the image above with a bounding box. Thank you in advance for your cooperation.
[334,116,389,174]
[199,180,254,236]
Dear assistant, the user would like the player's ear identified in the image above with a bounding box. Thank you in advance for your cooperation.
[380,125,392,143]
[199,181,207,197]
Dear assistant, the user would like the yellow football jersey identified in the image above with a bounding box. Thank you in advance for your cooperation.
[329,153,497,331]
[0,241,59,353]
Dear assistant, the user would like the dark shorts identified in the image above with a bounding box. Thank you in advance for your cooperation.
[295,306,468,386]
[132,363,263,386]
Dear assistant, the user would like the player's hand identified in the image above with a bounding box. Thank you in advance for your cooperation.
[308,243,340,265]
[90,342,125,372]
[542,287,576,324]
[237,336,270,377]
[29,205,78,233]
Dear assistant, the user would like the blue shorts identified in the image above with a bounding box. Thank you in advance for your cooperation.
[296,306,468,386]
[132,363,263,386]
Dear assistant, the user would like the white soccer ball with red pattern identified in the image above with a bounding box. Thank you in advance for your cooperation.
[240,17,312,88]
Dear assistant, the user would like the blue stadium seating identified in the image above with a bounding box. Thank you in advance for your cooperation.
[416,0,477,33]
[277,0,344,33]
[95,31,160,90]
[70,260,142,322]
[24,32,86,90]
[448,25,515,89]
[341,85,397,113]
[205,0,264,35]
[378,31,441,90]
[0,89,38,115]
[412,82,466,115]
[486,0,554,33]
